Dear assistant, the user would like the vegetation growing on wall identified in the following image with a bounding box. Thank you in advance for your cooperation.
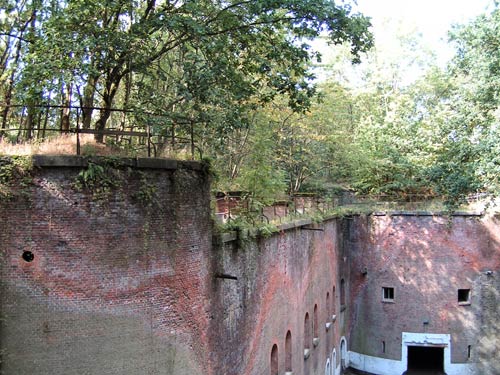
[0,156,33,199]
[214,4,500,210]
[3,2,500,213]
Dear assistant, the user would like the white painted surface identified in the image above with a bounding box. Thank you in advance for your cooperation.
[331,349,338,375]
[331,349,336,375]
[349,351,405,375]
[349,332,479,375]
[340,336,348,370]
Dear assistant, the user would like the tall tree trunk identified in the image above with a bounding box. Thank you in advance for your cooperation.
[25,106,35,140]
[24,8,38,140]
[119,71,132,131]
[0,8,34,136]
[1,37,23,134]
[95,72,121,143]
[60,82,72,132]
[41,106,50,139]
[81,74,98,129]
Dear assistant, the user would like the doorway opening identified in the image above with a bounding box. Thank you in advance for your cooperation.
[407,346,444,373]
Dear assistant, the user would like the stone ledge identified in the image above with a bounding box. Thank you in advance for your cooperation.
[277,218,313,231]
[372,210,483,217]
[32,155,87,167]
[217,218,315,244]
[304,348,311,360]
[31,155,188,170]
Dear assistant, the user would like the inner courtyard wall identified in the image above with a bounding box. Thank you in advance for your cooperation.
[210,219,346,375]
[1,156,498,375]
[346,213,500,375]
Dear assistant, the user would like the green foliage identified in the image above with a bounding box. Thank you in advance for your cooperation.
[74,160,118,197]
[132,171,158,207]
[0,0,372,145]
[216,216,279,240]
[0,156,33,199]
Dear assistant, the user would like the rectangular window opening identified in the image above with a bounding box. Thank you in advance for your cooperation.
[468,345,472,359]
[382,287,394,302]
[458,289,471,305]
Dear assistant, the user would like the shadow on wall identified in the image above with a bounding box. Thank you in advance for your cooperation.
[347,214,500,374]
[0,161,212,375]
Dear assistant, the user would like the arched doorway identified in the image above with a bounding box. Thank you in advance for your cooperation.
[340,337,347,371]
[325,358,331,375]
[331,349,337,375]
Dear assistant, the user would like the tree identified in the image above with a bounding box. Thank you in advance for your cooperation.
[1,0,373,144]
[445,5,500,199]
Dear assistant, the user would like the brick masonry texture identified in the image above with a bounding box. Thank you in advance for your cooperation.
[347,214,500,374]
[1,156,499,375]
[0,157,213,375]
[210,220,345,375]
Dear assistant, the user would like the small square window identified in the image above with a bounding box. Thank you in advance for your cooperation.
[382,287,394,302]
[458,289,471,305]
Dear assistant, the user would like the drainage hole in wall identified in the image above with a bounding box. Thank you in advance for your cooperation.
[22,251,34,262]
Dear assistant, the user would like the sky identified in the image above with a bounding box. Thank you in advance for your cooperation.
[354,0,494,64]
[312,0,494,84]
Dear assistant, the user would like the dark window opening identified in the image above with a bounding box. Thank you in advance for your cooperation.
[468,345,471,359]
[458,289,471,304]
[382,341,386,354]
[304,313,311,350]
[383,287,394,301]
[332,286,336,314]
[270,344,278,375]
[285,331,292,371]
[313,304,319,338]
[326,292,330,317]
[340,279,345,306]
[407,346,444,372]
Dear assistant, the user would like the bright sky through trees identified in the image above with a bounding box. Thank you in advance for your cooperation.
[311,0,494,84]
[354,0,493,65]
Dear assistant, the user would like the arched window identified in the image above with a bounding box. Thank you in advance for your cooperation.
[326,292,330,316]
[332,286,336,315]
[304,313,311,350]
[340,279,345,307]
[285,331,292,372]
[332,349,337,373]
[313,304,319,339]
[325,358,331,375]
[271,344,279,375]
[340,337,347,369]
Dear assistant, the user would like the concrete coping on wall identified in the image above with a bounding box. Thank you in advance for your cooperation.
[216,210,484,244]
[371,210,483,217]
[31,155,204,171]
[217,217,314,244]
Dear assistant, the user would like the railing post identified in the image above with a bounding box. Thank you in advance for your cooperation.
[147,124,151,157]
[76,110,81,156]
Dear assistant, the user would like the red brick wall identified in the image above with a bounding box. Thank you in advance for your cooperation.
[347,213,500,373]
[2,156,497,375]
[210,219,345,375]
[0,156,214,375]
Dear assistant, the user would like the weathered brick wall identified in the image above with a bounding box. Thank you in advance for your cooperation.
[0,156,213,375]
[2,156,498,375]
[210,219,346,375]
[347,213,500,374]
